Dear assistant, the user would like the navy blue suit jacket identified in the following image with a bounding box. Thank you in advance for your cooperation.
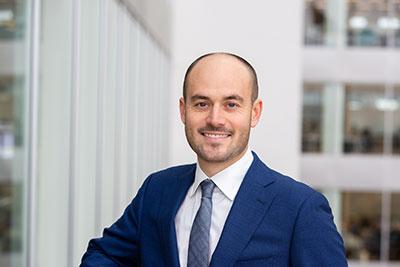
[81,152,347,266]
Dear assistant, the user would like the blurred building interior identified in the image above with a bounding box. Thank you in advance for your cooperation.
[303,0,400,265]
[0,0,399,266]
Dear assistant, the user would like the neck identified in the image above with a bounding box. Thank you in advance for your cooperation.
[198,147,248,177]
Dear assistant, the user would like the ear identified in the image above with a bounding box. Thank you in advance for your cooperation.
[250,99,262,128]
[179,97,186,124]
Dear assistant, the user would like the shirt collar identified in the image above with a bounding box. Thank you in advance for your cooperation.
[190,148,254,201]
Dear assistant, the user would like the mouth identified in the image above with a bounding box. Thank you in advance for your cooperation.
[200,131,231,140]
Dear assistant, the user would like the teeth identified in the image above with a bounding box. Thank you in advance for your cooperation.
[204,133,229,138]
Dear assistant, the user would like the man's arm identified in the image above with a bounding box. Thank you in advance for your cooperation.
[289,191,348,267]
[80,176,151,266]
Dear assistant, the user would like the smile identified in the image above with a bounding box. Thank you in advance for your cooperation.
[201,132,231,138]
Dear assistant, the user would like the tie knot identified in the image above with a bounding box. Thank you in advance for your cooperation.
[200,179,215,199]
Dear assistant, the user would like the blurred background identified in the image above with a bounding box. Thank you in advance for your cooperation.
[0,0,399,266]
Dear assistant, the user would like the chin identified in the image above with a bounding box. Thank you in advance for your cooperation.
[200,149,233,163]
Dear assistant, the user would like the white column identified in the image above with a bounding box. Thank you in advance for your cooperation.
[320,83,345,232]
[322,189,342,232]
[326,0,347,47]
[36,0,72,265]
[99,0,117,229]
[322,83,345,154]
[72,0,100,265]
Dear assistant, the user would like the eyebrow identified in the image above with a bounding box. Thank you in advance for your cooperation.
[224,94,244,103]
[190,94,210,102]
[190,94,245,103]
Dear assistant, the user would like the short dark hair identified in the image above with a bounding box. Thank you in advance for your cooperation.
[182,52,259,102]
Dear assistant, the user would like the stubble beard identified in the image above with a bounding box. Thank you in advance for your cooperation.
[185,125,250,164]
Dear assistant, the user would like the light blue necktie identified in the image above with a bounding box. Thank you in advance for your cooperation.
[187,179,216,267]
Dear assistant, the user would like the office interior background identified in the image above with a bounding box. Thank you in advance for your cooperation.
[0,0,399,266]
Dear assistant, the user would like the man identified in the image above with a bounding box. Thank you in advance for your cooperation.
[81,52,347,266]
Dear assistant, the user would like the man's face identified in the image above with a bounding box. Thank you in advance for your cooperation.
[180,55,262,165]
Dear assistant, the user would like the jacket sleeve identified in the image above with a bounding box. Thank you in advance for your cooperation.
[289,191,348,267]
[80,176,152,267]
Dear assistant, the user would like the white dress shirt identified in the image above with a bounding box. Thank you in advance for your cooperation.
[174,148,254,266]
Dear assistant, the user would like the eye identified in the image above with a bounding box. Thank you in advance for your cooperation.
[227,102,238,109]
[195,102,208,108]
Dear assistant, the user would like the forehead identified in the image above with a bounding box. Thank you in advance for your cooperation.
[185,55,253,99]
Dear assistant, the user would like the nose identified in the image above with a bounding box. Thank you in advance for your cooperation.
[206,105,226,127]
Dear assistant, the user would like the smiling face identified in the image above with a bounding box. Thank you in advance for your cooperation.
[180,54,262,175]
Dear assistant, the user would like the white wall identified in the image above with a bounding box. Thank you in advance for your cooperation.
[170,1,304,178]
[124,0,171,50]
[301,155,400,190]
[303,48,400,83]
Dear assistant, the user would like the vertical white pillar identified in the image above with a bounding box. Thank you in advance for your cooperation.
[113,1,123,219]
[117,5,130,212]
[321,83,344,230]
[322,83,345,154]
[73,0,100,265]
[100,0,117,228]
[126,16,140,199]
[67,0,82,265]
[322,189,342,232]
[26,0,41,266]
[326,0,347,47]
[37,0,73,265]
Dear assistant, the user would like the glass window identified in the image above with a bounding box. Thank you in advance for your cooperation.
[341,191,382,261]
[302,83,323,152]
[304,0,327,45]
[393,86,400,154]
[390,193,400,261]
[0,76,25,264]
[396,3,400,47]
[0,76,16,262]
[344,84,385,154]
[304,0,400,47]
[346,0,400,47]
[347,0,400,47]
[0,0,27,266]
[347,0,389,47]
[0,0,24,40]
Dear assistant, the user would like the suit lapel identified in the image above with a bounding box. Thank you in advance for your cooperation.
[159,164,196,267]
[210,153,277,266]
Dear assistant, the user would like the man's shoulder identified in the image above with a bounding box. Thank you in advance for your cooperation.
[264,166,326,215]
[271,168,315,196]
[254,154,320,205]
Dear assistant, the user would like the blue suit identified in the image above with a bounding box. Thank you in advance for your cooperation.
[81,152,347,266]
